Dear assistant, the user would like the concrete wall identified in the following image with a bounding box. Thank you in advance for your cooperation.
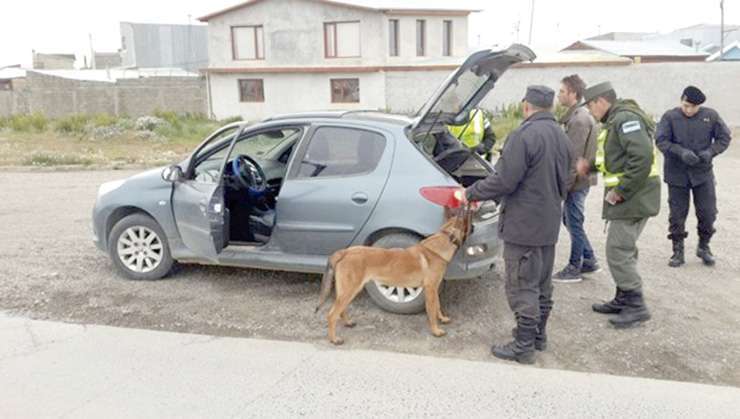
[209,71,386,120]
[386,14,468,63]
[120,22,208,71]
[0,72,207,118]
[386,62,740,127]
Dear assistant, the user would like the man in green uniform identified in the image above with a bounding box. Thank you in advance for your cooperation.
[576,82,661,328]
[447,108,497,159]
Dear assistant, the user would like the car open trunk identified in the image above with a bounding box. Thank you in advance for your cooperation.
[408,44,536,186]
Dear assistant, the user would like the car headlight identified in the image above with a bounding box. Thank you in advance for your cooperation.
[98,180,125,197]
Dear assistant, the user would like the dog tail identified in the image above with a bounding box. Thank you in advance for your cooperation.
[315,251,346,313]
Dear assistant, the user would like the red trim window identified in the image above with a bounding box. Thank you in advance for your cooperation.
[232,25,264,60]
[330,78,359,103]
[238,79,265,102]
[443,20,453,56]
[324,21,361,58]
[389,19,400,57]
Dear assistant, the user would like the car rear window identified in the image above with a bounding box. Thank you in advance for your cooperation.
[297,127,386,178]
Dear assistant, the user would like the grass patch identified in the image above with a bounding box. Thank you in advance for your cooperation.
[0,113,49,132]
[23,152,94,166]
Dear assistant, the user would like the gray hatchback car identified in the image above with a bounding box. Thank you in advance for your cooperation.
[92,44,536,314]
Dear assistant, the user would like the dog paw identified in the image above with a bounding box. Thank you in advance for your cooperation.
[432,329,446,337]
[331,338,345,345]
[439,316,451,324]
[344,321,356,328]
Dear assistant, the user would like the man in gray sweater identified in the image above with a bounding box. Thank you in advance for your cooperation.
[553,74,601,283]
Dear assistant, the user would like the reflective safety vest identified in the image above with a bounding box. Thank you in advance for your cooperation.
[594,129,660,188]
[448,109,486,148]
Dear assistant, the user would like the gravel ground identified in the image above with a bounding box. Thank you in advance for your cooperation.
[1,146,738,387]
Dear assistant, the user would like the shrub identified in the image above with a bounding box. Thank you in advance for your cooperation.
[6,113,48,132]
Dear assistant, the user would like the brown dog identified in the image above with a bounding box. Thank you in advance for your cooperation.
[315,208,472,345]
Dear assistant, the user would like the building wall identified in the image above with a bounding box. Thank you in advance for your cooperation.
[32,53,75,70]
[120,22,209,71]
[386,14,468,63]
[209,71,386,120]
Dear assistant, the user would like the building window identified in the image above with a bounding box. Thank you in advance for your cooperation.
[238,79,264,102]
[416,20,426,56]
[298,127,386,178]
[324,21,361,58]
[232,26,264,60]
[443,20,453,56]
[389,19,400,57]
[330,78,360,103]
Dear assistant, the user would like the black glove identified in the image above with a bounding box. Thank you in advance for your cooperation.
[474,143,489,155]
[679,149,700,166]
[697,149,714,163]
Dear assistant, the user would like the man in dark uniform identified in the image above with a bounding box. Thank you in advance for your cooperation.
[656,86,732,267]
[462,86,574,364]
[577,82,660,329]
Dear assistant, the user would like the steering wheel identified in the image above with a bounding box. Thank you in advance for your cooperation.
[231,154,268,195]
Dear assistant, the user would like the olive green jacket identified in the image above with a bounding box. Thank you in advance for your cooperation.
[594,99,661,220]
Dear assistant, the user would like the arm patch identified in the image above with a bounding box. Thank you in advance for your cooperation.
[621,120,641,134]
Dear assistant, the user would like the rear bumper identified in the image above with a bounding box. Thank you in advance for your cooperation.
[445,215,501,280]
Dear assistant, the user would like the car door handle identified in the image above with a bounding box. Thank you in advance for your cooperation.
[351,192,368,204]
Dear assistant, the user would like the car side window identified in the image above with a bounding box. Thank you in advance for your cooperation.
[297,127,386,178]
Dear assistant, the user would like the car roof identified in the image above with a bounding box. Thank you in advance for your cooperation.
[262,110,414,129]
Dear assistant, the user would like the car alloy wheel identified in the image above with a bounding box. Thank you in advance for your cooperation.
[116,226,164,273]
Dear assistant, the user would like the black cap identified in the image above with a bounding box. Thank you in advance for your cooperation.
[682,85,706,105]
[522,85,554,108]
[582,81,615,105]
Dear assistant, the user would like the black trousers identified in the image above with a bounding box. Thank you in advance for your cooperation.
[667,181,717,242]
[503,242,555,321]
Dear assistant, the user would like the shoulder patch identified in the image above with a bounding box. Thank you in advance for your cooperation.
[621,120,641,134]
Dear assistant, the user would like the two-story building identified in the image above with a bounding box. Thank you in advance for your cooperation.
[199,0,479,120]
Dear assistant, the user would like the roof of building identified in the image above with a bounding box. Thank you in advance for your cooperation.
[532,50,632,65]
[673,23,740,31]
[199,0,482,21]
[0,67,27,80]
[586,32,655,41]
[27,68,199,83]
[563,39,709,57]
[706,41,740,61]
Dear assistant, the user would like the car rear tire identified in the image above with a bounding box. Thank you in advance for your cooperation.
[108,213,174,280]
[364,232,426,314]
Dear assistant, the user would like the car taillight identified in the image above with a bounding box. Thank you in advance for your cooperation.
[419,186,464,208]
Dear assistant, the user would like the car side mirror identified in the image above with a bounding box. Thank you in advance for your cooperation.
[162,165,184,183]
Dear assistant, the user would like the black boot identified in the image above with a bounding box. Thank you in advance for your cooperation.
[494,317,536,364]
[609,289,651,328]
[592,288,627,314]
[511,308,549,351]
[696,239,716,266]
[668,240,685,267]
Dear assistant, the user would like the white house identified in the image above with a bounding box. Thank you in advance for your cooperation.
[198,0,480,120]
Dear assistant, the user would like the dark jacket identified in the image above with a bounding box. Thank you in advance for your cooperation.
[655,107,732,187]
[466,111,574,246]
[595,99,661,220]
[560,105,598,190]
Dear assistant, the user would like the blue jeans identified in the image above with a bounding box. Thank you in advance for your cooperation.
[563,188,595,268]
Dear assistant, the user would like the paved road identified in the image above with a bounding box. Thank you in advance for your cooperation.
[2,313,738,419]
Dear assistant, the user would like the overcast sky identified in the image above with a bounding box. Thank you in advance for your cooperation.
[1,0,737,68]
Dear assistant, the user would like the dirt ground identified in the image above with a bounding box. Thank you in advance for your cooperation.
[1,145,738,388]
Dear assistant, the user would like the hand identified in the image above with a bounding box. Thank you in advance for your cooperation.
[680,149,700,166]
[697,149,713,163]
[605,189,624,206]
[455,188,468,206]
[474,143,489,155]
[576,158,590,177]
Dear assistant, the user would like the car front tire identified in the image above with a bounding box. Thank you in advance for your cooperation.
[364,232,426,314]
[108,213,174,280]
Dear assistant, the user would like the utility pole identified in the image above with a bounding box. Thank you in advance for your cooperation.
[720,0,725,61]
[89,33,96,69]
[528,0,536,45]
